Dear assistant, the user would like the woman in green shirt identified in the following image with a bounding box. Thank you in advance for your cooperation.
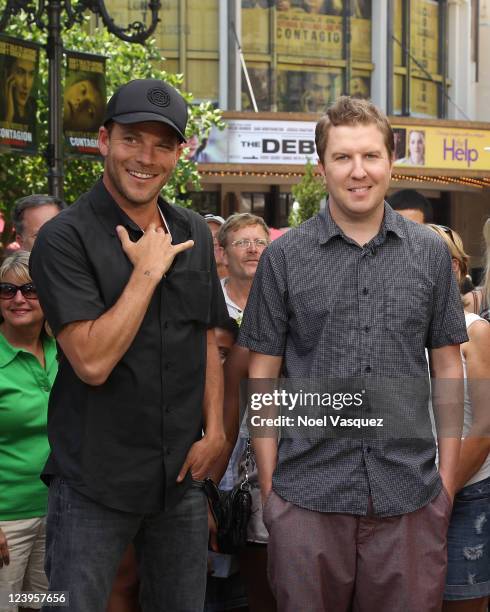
[0,251,57,612]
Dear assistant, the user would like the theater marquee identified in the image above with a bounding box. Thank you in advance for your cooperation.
[201,118,490,172]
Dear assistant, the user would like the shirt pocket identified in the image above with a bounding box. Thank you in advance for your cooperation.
[165,269,211,325]
[288,287,332,354]
[384,279,432,334]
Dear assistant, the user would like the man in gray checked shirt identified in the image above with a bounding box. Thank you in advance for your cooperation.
[238,96,468,612]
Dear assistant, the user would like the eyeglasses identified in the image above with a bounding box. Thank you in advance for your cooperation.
[0,283,38,300]
[230,239,270,250]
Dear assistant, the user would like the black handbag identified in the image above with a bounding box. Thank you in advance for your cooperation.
[204,439,252,554]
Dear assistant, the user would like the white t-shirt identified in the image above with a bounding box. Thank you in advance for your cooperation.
[462,312,490,486]
[220,277,242,321]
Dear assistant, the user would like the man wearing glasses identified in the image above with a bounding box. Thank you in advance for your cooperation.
[217,213,270,323]
[207,213,275,612]
[29,79,228,612]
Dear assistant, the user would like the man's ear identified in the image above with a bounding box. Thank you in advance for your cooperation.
[317,159,326,179]
[98,126,110,158]
[174,142,185,164]
[15,234,24,248]
[389,152,395,173]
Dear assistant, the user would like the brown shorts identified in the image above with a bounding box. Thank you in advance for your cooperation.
[264,487,452,612]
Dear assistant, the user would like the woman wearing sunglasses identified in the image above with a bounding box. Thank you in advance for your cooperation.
[0,251,57,612]
[427,225,490,612]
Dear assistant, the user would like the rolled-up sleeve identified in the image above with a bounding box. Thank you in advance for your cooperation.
[238,243,288,356]
[30,218,105,336]
[426,240,468,348]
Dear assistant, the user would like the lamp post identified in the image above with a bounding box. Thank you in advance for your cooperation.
[0,0,161,198]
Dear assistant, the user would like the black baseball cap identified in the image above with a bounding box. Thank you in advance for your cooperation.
[103,79,188,142]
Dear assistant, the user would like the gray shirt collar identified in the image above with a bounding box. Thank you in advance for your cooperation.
[317,200,406,245]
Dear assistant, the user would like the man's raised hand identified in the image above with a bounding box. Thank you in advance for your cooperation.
[116,223,194,281]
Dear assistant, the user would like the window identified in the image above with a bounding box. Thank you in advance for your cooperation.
[241,0,373,112]
[242,63,271,111]
[277,66,343,112]
[151,0,220,103]
[278,192,294,227]
[189,191,220,215]
[241,192,266,216]
[392,0,447,118]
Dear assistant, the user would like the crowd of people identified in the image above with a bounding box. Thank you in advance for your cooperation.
[0,81,489,612]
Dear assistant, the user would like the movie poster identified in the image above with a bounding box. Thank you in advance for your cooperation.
[277,65,342,112]
[393,124,490,171]
[410,0,439,117]
[0,35,40,154]
[276,6,343,61]
[410,0,439,75]
[64,51,106,156]
[198,119,490,171]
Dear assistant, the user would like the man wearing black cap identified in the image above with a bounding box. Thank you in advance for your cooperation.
[30,79,228,612]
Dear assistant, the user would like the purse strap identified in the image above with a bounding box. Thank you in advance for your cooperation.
[471,289,481,314]
[241,438,251,491]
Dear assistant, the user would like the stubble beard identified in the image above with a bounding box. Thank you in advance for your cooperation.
[106,158,166,207]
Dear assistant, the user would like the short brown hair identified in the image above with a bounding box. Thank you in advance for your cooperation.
[315,96,394,164]
[217,213,270,248]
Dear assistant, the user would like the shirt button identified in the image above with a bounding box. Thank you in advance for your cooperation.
[366,446,372,453]
[364,366,372,373]
[362,288,368,295]
[164,362,170,370]
[363,326,370,333]
[163,321,169,329]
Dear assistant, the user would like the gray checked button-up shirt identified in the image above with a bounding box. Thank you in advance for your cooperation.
[238,203,468,516]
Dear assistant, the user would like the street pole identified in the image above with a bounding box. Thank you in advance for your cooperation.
[46,0,64,199]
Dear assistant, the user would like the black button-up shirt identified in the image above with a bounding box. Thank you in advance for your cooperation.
[239,203,468,516]
[30,179,228,513]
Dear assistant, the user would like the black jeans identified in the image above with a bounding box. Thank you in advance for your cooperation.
[42,478,208,612]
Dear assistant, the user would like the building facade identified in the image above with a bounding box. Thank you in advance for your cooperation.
[103,0,490,272]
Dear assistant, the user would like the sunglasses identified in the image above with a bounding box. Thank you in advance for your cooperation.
[437,225,456,245]
[0,282,38,300]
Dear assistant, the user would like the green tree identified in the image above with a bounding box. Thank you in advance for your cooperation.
[0,11,224,245]
[288,160,327,227]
